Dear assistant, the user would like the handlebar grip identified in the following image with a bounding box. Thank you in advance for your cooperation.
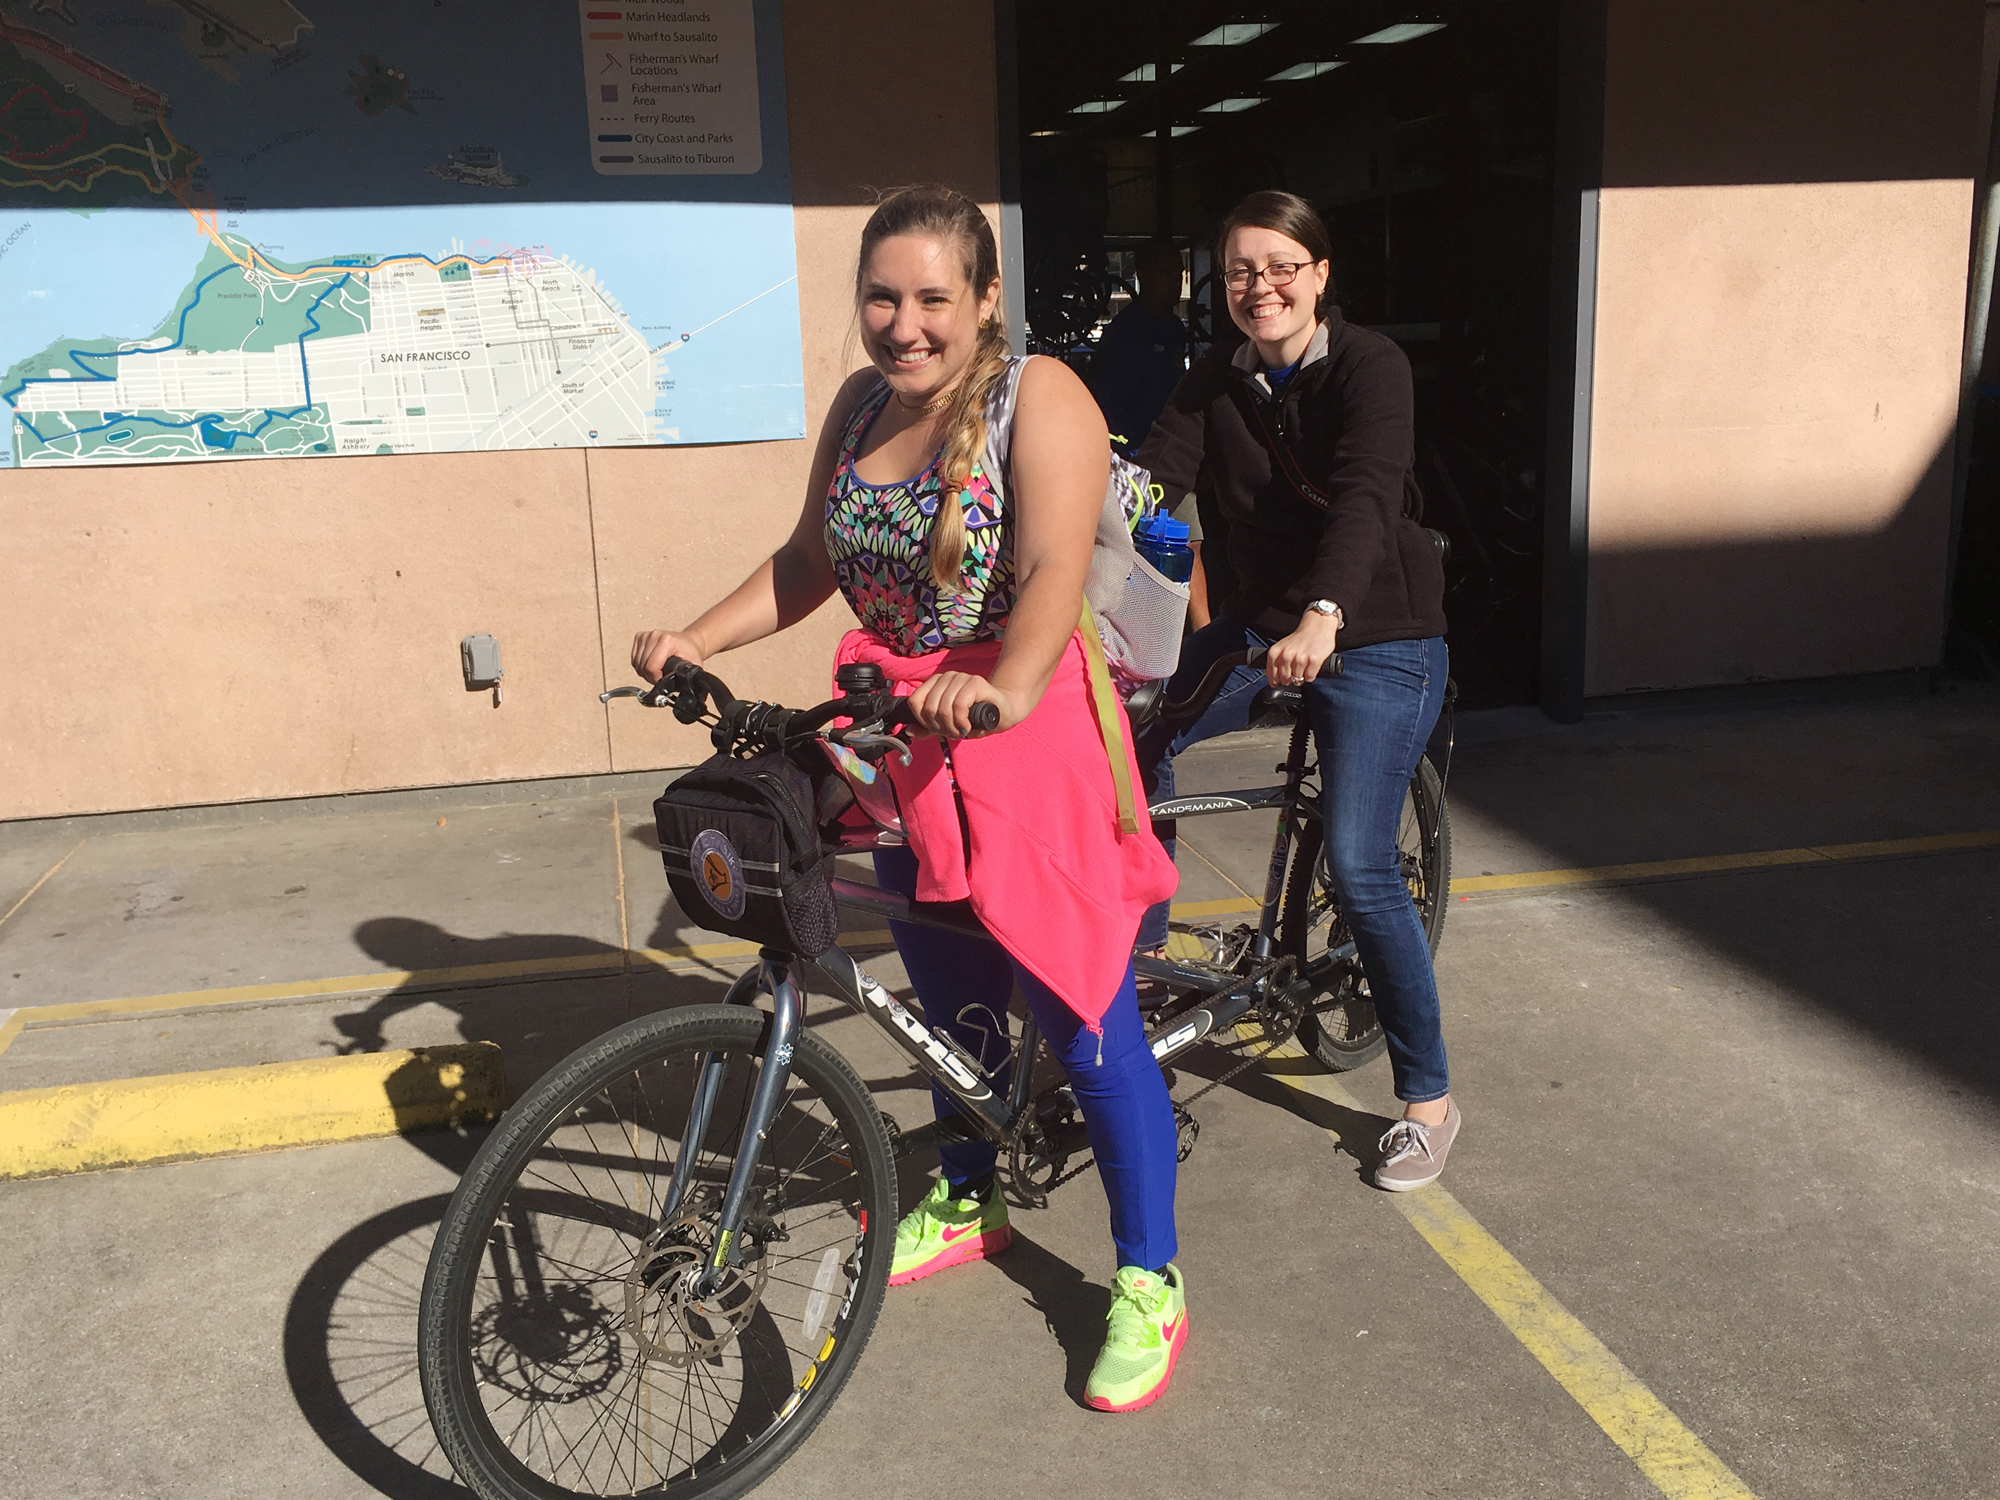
[1243,645,1342,679]
[968,701,1001,733]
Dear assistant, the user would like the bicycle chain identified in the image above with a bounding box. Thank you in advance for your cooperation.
[1171,1026,1291,1113]
[1164,952,1302,1116]
[1000,958,1303,1204]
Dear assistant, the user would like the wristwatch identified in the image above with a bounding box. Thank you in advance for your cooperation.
[1305,599,1345,626]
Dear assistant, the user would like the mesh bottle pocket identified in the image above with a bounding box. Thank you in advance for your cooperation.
[1089,547,1192,682]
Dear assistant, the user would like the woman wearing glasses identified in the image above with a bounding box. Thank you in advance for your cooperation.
[1132,190,1459,1190]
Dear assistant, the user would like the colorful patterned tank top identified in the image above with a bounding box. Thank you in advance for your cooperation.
[824,381,1015,655]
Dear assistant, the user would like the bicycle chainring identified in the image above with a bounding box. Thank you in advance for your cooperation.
[1003,1095,1083,1210]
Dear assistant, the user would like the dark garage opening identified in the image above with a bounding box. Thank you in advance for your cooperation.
[1012,1,1560,708]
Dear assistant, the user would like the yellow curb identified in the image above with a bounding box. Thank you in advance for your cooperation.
[0,1042,504,1180]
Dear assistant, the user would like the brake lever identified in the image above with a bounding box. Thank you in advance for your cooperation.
[600,683,673,707]
[837,731,913,767]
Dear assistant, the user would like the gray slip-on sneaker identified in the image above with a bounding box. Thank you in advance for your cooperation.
[1374,1099,1461,1191]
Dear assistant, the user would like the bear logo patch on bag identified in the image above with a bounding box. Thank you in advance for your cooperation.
[689,828,747,920]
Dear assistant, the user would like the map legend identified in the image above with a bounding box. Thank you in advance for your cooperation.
[580,1,762,174]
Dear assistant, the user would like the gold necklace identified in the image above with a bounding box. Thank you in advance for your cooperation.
[896,384,957,416]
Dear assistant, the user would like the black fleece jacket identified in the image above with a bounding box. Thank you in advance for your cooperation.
[1134,312,1447,648]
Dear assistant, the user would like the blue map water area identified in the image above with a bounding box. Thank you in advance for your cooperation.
[0,211,206,363]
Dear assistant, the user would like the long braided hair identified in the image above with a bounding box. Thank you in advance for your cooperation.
[855,185,1012,590]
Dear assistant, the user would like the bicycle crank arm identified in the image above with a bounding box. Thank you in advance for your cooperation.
[889,1113,986,1162]
[695,956,805,1295]
[1297,938,1359,983]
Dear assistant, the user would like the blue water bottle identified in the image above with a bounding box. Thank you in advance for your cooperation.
[1134,511,1195,584]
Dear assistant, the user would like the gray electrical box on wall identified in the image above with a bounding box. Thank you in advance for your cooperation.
[461,633,504,704]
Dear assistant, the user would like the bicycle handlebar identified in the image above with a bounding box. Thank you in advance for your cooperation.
[601,657,998,757]
[1149,645,1341,730]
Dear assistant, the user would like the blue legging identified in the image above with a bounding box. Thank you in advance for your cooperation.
[874,846,1179,1272]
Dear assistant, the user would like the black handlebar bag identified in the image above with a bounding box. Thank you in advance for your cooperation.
[653,750,840,957]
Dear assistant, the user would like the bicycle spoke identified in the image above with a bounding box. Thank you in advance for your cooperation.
[435,1013,885,1498]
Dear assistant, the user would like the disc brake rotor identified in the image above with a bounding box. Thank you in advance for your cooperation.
[623,1214,771,1368]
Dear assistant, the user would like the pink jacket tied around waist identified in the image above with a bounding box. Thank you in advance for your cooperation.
[834,628,1177,1034]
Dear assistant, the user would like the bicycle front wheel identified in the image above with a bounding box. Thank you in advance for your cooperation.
[419,1004,895,1500]
[1286,755,1452,1072]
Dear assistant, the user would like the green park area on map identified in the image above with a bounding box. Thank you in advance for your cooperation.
[5,242,374,462]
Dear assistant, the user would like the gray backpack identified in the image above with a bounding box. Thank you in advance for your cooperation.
[981,355,1190,683]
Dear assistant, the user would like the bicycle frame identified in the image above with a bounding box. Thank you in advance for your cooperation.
[671,715,1360,1285]
[632,648,1444,1284]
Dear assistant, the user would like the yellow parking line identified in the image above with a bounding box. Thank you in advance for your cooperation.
[0,930,905,1061]
[4,828,1991,1063]
[1168,895,1265,919]
[1175,829,2000,909]
[1268,1059,1758,1499]
[1452,829,2000,894]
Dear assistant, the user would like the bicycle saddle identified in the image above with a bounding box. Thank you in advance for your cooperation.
[1248,683,1304,728]
[1124,678,1166,732]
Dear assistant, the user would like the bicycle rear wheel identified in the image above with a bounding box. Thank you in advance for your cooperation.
[1286,755,1452,1072]
[419,1004,895,1500]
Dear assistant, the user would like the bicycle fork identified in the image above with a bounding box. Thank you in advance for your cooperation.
[657,953,806,1297]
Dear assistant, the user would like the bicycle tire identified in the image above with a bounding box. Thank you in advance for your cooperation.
[419,1003,896,1500]
[1286,755,1452,1072]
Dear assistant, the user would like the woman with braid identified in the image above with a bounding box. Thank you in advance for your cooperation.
[631,186,1187,1411]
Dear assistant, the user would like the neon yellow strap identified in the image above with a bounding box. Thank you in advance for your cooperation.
[1078,607,1141,837]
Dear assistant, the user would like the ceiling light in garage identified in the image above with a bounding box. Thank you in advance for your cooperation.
[1029,130,1064,137]
[1198,97,1269,113]
[1117,63,1186,82]
[1190,22,1277,46]
[1142,125,1203,137]
[1068,99,1126,114]
[1267,60,1346,80]
[1352,22,1445,44]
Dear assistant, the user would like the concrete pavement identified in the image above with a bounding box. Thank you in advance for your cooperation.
[1,681,1998,1497]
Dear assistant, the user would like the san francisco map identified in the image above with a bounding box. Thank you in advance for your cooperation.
[0,0,802,467]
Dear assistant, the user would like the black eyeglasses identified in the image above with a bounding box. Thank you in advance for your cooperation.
[1223,260,1313,292]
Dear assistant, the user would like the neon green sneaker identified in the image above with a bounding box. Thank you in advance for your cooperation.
[1084,1263,1188,1411]
[888,1177,1012,1286]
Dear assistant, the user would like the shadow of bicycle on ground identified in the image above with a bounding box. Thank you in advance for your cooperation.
[285,915,745,1496]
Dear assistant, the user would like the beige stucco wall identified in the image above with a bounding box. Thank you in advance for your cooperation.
[1583,0,1985,694]
[1585,179,1972,691]
[0,2,999,820]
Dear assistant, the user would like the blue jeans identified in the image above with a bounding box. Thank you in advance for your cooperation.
[1136,622,1451,1103]
[874,846,1179,1272]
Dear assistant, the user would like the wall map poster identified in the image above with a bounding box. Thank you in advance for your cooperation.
[0,0,803,467]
